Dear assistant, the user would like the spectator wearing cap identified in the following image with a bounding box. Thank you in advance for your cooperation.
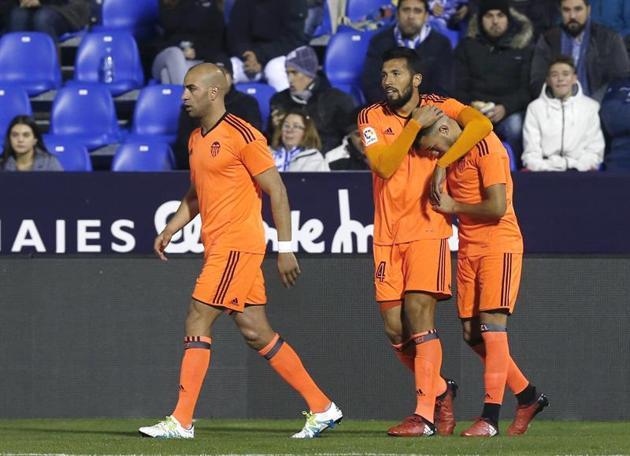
[149,0,225,85]
[361,0,454,105]
[269,45,356,154]
[454,0,534,165]
[530,0,630,102]
[227,0,308,91]
[172,58,263,169]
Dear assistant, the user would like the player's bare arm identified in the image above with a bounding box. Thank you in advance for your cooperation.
[253,167,301,288]
[432,184,507,221]
[154,184,199,261]
[430,107,493,205]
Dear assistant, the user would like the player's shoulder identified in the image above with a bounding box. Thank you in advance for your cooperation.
[420,93,451,106]
[358,101,389,124]
[474,132,507,160]
[223,113,264,146]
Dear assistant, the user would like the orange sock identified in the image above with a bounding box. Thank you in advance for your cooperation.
[481,329,509,405]
[470,341,530,395]
[259,334,330,413]
[172,336,212,428]
[391,339,415,372]
[412,330,442,423]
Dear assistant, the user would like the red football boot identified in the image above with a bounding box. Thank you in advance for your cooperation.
[387,414,436,437]
[434,379,458,436]
[507,393,549,436]
[460,418,499,437]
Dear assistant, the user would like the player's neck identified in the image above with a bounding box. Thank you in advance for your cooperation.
[200,106,227,133]
[394,92,420,118]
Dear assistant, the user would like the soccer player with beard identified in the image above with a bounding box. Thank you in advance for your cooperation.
[357,47,493,437]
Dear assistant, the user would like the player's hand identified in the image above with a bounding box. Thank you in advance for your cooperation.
[432,191,457,214]
[183,46,196,60]
[412,105,444,128]
[430,165,446,205]
[277,252,301,288]
[153,230,173,261]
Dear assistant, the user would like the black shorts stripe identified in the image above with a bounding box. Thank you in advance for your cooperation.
[225,115,255,143]
[501,253,512,307]
[437,239,446,292]
[213,251,240,304]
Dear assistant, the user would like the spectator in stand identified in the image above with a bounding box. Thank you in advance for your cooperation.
[227,0,308,91]
[429,0,469,30]
[595,77,630,171]
[172,59,263,169]
[269,45,356,154]
[150,0,225,85]
[522,56,604,171]
[1,115,63,172]
[530,0,630,102]
[454,0,534,163]
[325,119,369,171]
[270,109,329,172]
[0,0,14,33]
[361,0,454,104]
[470,0,559,39]
[7,0,89,42]
[589,0,630,37]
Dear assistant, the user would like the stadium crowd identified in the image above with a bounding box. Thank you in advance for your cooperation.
[1,0,630,172]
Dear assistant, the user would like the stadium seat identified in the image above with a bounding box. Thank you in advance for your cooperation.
[93,0,159,40]
[324,30,373,104]
[71,31,144,96]
[346,0,391,21]
[502,141,517,171]
[128,84,183,144]
[224,0,236,22]
[111,141,175,171]
[312,0,332,37]
[49,84,120,150]
[0,32,61,96]
[44,136,93,171]
[234,82,276,131]
[0,85,32,138]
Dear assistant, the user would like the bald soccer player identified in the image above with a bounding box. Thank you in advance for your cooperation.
[139,64,342,440]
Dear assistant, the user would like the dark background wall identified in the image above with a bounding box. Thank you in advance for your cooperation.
[1,255,628,420]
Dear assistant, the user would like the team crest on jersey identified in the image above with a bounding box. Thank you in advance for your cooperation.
[210,141,221,157]
[361,127,378,146]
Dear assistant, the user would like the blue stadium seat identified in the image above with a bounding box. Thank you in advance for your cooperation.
[128,84,183,144]
[49,84,120,150]
[234,82,276,130]
[93,0,159,40]
[0,85,32,138]
[502,141,517,171]
[312,0,332,37]
[44,136,93,171]
[0,32,61,96]
[71,31,144,96]
[111,141,175,171]
[324,30,373,104]
[346,0,391,21]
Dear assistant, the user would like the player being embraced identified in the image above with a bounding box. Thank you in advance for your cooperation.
[417,113,549,437]
[139,63,341,440]
[357,47,492,437]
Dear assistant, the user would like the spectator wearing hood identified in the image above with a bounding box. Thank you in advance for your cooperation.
[269,45,356,153]
[522,55,604,171]
[454,0,534,165]
[325,115,369,171]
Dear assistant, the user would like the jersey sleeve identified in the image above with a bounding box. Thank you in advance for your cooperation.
[439,97,467,120]
[239,136,276,176]
[357,106,385,152]
[478,150,509,188]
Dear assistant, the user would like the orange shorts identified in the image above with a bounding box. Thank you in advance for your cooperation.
[457,253,522,319]
[192,250,266,312]
[373,238,451,306]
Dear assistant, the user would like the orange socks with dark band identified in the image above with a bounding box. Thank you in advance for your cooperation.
[412,330,442,423]
[470,339,530,396]
[259,333,331,413]
[481,326,510,406]
[392,339,447,397]
[172,336,212,429]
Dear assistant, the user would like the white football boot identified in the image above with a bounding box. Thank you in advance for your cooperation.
[291,402,343,438]
[138,415,194,439]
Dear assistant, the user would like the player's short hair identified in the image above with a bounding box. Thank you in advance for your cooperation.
[548,55,576,73]
[398,0,430,11]
[381,47,423,76]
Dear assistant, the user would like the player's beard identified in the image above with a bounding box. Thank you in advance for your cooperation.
[385,84,414,110]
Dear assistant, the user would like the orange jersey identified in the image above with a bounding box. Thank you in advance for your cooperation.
[188,113,275,254]
[358,94,465,245]
[446,132,523,257]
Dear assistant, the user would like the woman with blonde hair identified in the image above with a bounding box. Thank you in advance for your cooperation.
[270,109,329,172]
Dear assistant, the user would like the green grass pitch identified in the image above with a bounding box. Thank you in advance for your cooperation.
[0,419,629,455]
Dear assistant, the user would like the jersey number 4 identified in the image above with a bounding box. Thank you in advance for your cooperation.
[376,261,386,282]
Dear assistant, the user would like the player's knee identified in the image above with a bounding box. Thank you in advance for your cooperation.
[240,327,267,350]
[383,326,404,345]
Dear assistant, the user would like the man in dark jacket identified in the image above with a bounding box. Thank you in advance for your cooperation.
[530,0,630,102]
[7,0,89,41]
[269,45,356,153]
[227,0,308,91]
[361,0,453,104]
[173,59,263,169]
[454,0,534,163]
